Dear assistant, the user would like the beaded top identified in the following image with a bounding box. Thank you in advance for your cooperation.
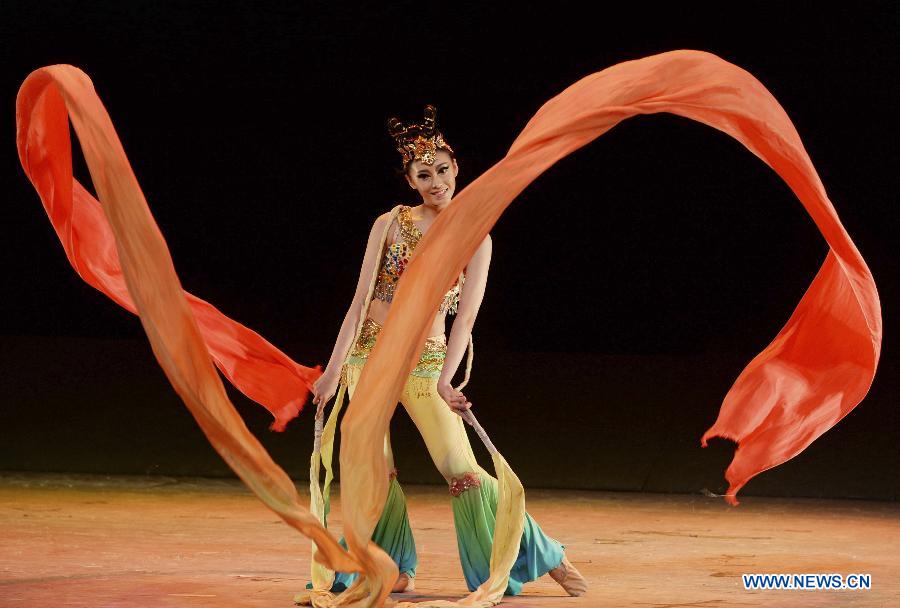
[372,206,464,314]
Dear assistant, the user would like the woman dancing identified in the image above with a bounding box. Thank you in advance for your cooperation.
[307,105,587,597]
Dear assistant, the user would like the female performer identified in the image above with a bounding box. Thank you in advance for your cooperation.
[307,105,587,597]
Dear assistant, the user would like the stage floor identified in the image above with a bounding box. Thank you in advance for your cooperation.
[1,472,897,607]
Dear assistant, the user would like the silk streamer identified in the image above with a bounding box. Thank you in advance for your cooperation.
[335,48,881,605]
[15,65,365,586]
[14,66,319,433]
[16,48,881,608]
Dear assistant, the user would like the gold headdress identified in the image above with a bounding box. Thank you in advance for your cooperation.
[387,104,455,168]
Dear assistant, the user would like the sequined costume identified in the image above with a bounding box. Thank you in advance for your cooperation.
[373,205,464,315]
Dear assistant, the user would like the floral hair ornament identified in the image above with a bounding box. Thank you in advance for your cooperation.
[387,104,455,168]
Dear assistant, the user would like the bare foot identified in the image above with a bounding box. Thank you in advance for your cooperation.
[391,572,415,593]
[548,555,588,596]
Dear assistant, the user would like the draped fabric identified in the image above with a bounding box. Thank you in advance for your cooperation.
[14,66,319,434]
[15,65,365,588]
[16,48,880,607]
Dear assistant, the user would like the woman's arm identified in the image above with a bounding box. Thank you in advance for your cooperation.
[438,233,492,398]
[319,212,391,381]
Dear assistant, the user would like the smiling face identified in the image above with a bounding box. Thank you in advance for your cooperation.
[405,149,459,209]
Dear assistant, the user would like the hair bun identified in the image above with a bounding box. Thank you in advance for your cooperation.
[388,104,454,168]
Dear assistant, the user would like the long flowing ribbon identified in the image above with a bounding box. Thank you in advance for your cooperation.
[338,48,881,604]
[17,48,881,608]
[16,64,365,587]
[15,65,319,433]
[301,205,403,606]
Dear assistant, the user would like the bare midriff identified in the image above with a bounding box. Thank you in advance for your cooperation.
[366,296,448,340]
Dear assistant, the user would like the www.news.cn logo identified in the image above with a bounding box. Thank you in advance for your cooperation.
[742,573,871,590]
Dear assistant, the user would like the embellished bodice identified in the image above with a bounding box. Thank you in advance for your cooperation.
[372,205,465,315]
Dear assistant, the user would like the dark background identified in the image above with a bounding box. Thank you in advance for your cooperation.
[1,2,897,502]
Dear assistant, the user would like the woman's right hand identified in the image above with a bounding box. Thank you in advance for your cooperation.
[311,369,341,418]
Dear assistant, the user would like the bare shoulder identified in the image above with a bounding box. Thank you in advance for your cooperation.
[371,209,395,233]
[375,204,406,226]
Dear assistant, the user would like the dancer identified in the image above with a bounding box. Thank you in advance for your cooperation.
[306,105,587,597]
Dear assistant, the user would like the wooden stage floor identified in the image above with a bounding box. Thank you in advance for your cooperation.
[1,472,897,607]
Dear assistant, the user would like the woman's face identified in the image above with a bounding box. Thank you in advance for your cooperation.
[405,149,459,210]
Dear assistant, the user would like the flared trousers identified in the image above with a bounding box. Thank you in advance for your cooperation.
[307,317,564,595]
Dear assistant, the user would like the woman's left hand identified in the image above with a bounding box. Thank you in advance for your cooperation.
[438,381,472,417]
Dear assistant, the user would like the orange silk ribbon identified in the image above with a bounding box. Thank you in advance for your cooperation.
[15,65,367,589]
[15,66,320,434]
[17,49,881,607]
